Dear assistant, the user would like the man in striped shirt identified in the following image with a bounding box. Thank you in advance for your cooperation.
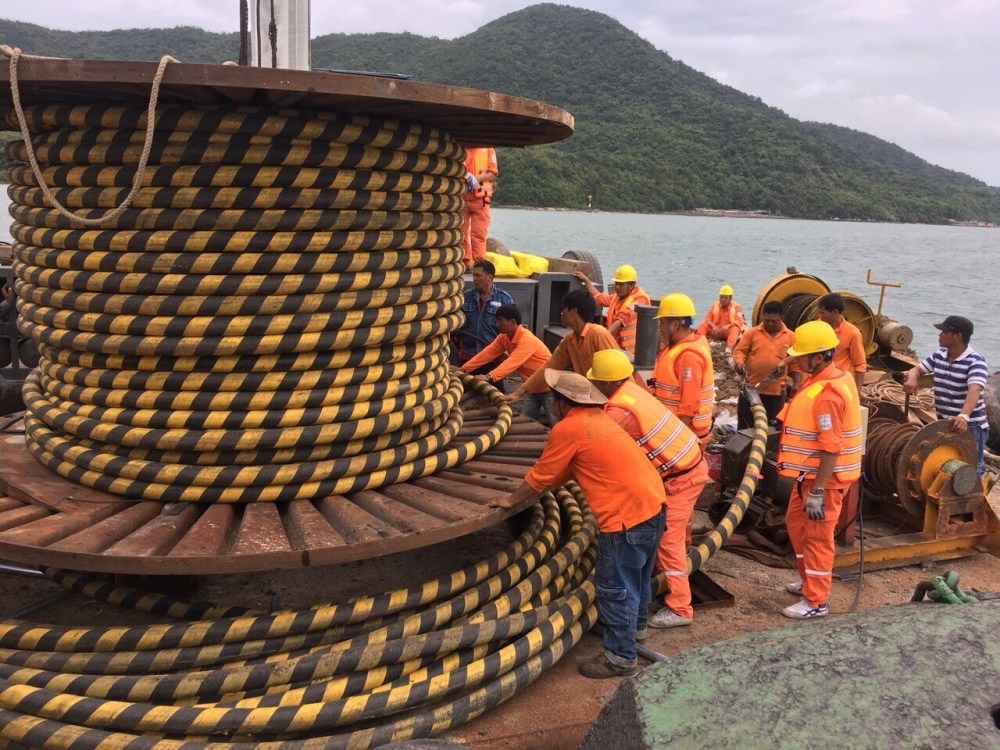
[904,315,989,476]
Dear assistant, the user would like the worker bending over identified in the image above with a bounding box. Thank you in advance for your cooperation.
[489,370,666,678]
[456,303,553,421]
[502,289,619,423]
[815,293,867,393]
[777,321,862,619]
[588,349,709,630]
[573,264,650,357]
[652,293,715,444]
[697,284,745,350]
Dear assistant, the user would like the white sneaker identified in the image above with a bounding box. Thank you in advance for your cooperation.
[782,599,828,619]
[784,580,803,595]
[648,607,693,629]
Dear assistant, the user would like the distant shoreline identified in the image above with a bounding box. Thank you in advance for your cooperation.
[494,204,998,226]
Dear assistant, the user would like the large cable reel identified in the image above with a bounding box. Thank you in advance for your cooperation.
[2,101,500,503]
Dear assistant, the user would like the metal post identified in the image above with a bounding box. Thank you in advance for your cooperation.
[634,303,658,369]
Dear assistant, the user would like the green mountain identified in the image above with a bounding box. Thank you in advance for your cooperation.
[2,6,998,223]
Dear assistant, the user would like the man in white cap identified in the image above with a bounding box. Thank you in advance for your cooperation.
[587,348,709,630]
[489,369,666,679]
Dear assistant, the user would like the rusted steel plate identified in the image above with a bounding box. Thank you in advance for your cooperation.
[0,412,547,574]
[103,503,203,558]
[48,502,164,554]
[0,58,574,148]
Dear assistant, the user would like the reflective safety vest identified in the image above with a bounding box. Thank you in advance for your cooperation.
[776,367,863,482]
[607,380,702,478]
[706,300,745,331]
[464,147,496,203]
[606,285,650,354]
[653,334,715,439]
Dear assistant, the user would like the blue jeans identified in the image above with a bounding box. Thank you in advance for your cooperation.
[595,508,665,665]
[519,391,553,422]
[969,424,987,477]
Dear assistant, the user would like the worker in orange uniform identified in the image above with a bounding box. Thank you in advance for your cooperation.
[732,299,801,428]
[572,265,651,357]
[816,293,866,393]
[587,349,709,630]
[456,303,553,421]
[488,370,666,678]
[502,289,619,424]
[652,293,716,444]
[462,147,498,266]
[697,284,745,350]
[776,320,863,619]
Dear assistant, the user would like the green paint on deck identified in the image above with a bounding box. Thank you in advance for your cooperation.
[582,600,1000,749]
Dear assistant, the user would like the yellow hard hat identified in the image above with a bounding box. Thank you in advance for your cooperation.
[586,349,635,382]
[653,293,696,319]
[719,284,734,296]
[612,264,638,283]
[787,320,839,356]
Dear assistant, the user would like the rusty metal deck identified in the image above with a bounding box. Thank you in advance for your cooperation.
[0,405,547,575]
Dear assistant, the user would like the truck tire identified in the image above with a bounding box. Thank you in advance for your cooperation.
[561,249,603,290]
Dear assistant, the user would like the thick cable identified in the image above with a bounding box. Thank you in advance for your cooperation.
[1,96,483,503]
[0,485,597,747]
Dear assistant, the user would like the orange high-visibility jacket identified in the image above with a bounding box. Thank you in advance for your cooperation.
[464,147,497,203]
[653,334,715,439]
[776,367,863,482]
[599,286,650,354]
[703,300,746,331]
[606,380,702,478]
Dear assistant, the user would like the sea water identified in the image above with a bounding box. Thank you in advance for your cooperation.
[492,208,1000,369]
[1,194,997,368]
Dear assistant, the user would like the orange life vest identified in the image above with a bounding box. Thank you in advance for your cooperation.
[776,367,863,482]
[607,380,703,478]
[464,148,496,203]
[706,300,745,331]
[606,285,650,354]
[653,335,715,439]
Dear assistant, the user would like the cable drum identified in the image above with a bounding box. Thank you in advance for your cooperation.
[2,101,497,502]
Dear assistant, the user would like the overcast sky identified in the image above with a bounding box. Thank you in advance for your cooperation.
[5,1,999,186]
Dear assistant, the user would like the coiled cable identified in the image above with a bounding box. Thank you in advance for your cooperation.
[0,484,598,747]
[1,98,497,503]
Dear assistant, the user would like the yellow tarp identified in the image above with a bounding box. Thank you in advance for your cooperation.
[485,250,550,278]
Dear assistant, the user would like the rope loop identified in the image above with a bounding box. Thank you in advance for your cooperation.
[3,45,176,227]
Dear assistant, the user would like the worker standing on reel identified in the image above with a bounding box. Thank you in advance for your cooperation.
[587,349,709,630]
[572,264,650,357]
[776,321,863,619]
[697,284,745,351]
[462,146,498,266]
[652,293,715,445]
[488,370,666,679]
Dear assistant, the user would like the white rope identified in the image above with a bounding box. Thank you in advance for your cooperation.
[1,44,176,228]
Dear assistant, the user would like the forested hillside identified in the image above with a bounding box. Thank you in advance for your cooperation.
[2,5,998,223]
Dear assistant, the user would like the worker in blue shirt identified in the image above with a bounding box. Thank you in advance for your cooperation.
[457,260,515,389]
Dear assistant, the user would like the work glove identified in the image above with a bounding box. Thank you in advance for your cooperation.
[804,490,825,521]
[464,173,479,194]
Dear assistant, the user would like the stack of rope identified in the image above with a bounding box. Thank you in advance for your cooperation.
[2,101,490,503]
[0,486,599,747]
